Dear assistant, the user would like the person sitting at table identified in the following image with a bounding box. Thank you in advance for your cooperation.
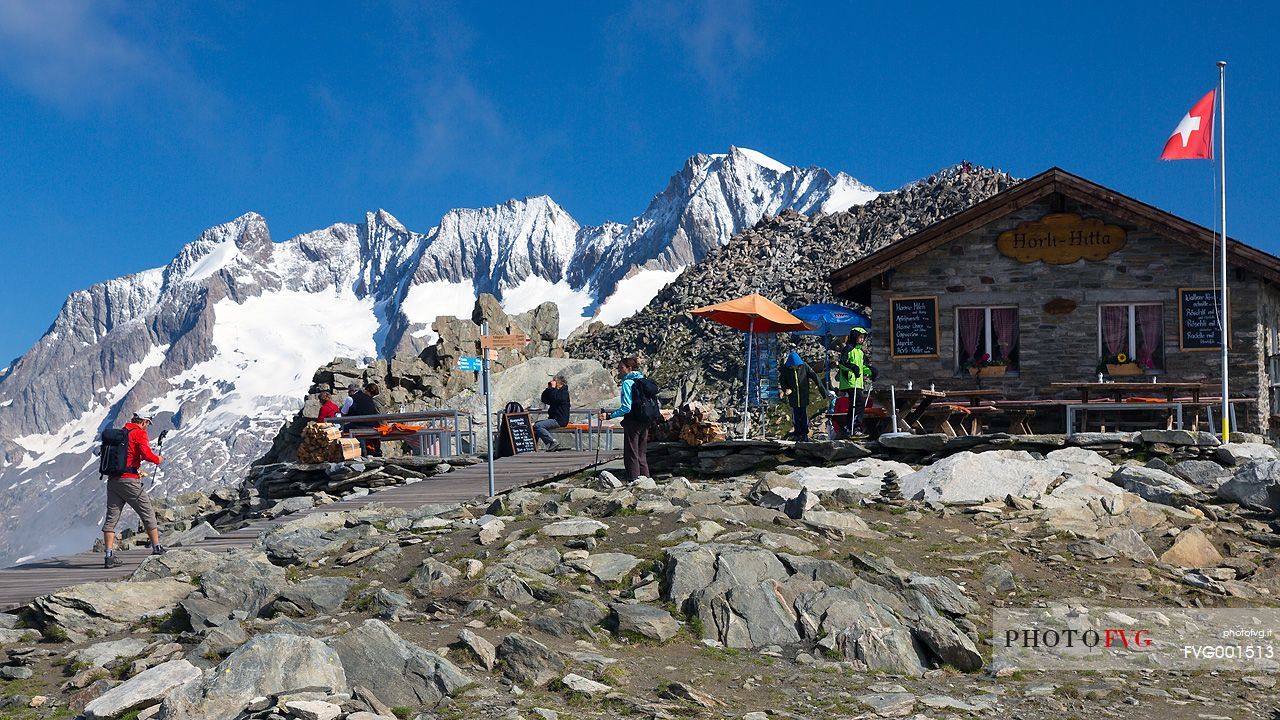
[535,373,571,451]
[780,351,829,440]
[317,391,340,423]
[345,383,386,455]
[338,382,360,416]
[836,328,876,437]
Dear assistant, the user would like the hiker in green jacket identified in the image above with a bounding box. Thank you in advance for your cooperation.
[780,351,829,440]
[836,328,875,436]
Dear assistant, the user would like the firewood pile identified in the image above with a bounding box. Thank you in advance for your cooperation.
[296,422,360,463]
[654,401,727,446]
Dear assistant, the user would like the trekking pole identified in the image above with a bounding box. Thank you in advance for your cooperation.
[150,430,169,490]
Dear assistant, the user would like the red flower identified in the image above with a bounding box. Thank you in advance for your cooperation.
[980,353,990,362]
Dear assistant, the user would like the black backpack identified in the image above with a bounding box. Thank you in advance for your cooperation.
[503,401,525,414]
[98,428,130,477]
[627,377,662,426]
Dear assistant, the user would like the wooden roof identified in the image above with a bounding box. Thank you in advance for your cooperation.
[829,167,1280,299]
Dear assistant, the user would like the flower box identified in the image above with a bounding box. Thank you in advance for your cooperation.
[968,365,1007,378]
[1106,362,1144,376]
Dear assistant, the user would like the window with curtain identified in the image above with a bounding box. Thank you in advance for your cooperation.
[1098,303,1163,370]
[956,306,1019,371]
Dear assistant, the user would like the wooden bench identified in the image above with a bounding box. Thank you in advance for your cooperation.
[1066,402,1183,435]
[922,403,999,437]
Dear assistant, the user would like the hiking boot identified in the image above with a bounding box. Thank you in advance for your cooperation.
[151,544,168,556]
[544,440,562,452]
[104,554,123,569]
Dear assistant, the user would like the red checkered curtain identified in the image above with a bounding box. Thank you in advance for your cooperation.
[991,308,1018,361]
[1102,306,1128,357]
[1136,305,1161,367]
[958,308,983,358]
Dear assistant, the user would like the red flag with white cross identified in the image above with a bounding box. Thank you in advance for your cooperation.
[1160,90,1216,160]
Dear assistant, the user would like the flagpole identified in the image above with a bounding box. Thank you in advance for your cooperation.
[1217,60,1229,442]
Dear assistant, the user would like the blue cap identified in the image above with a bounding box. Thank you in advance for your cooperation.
[785,351,804,367]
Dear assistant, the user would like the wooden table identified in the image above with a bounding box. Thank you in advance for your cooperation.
[879,389,946,434]
[1050,382,1209,404]
[329,410,470,457]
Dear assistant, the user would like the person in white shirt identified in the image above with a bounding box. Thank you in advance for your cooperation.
[338,382,359,416]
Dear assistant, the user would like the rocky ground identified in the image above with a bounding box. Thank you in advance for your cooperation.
[4,433,1280,720]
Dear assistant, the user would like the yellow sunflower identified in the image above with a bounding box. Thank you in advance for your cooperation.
[1116,353,1128,363]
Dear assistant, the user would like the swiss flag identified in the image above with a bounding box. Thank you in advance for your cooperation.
[1160,90,1216,160]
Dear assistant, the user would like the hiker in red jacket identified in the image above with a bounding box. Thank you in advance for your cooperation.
[102,414,166,568]
[317,391,340,422]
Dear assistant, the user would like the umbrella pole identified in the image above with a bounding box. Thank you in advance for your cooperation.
[743,316,755,440]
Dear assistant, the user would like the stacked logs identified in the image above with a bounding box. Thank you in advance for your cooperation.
[296,422,359,463]
[655,402,727,446]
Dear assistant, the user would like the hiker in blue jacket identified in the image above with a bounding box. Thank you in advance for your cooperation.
[599,357,652,481]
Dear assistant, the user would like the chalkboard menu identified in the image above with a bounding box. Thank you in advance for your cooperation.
[497,411,536,457]
[889,296,940,358]
[1178,287,1231,351]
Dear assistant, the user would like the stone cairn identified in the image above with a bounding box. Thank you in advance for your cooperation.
[879,470,903,503]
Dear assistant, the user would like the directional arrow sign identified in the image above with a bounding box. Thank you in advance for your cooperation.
[480,333,530,349]
[457,356,483,372]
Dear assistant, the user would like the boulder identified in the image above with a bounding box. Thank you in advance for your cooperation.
[1159,527,1224,569]
[700,579,800,648]
[447,357,617,425]
[271,576,355,616]
[1215,443,1278,467]
[1107,465,1200,506]
[161,634,346,720]
[1101,529,1157,563]
[541,518,609,538]
[575,553,641,584]
[195,551,285,617]
[560,673,611,695]
[877,433,947,453]
[1139,429,1199,446]
[28,579,194,640]
[408,558,461,597]
[1169,460,1231,490]
[913,613,983,671]
[1218,461,1280,511]
[69,638,149,669]
[283,700,342,720]
[899,450,1066,504]
[83,659,201,720]
[328,620,468,708]
[799,510,882,538]
[1044,447,1114,480]
[457,629,496,670]
[507,547,562,573]
[783,458,915,495]
[497,633,564,687]
[610,603,680,642]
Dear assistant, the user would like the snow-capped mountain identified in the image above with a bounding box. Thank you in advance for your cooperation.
[0,147,877,566]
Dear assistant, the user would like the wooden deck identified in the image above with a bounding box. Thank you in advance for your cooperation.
[0,450,618,613]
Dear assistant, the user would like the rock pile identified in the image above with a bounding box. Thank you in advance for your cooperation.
[568,166,1018,407]
[258,294,568,465]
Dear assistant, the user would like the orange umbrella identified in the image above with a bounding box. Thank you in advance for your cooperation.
[690,294,813,332]
[691,294,812,438]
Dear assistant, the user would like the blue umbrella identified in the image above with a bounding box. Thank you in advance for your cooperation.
[791,303,871,393]
[791,303,870,337]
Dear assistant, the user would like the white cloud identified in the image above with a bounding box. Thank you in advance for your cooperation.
[0,2,205,109]
[618,0,764,94]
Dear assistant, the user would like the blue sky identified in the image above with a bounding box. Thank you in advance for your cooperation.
[0,1,1275,364]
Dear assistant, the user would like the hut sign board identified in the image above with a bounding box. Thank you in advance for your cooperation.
[1178,287,1230,351]
[889,296,939,358]
[997,213,1127,265]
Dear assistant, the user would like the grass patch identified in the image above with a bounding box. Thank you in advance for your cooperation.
[390,707,414,719]
[285,565,305,583]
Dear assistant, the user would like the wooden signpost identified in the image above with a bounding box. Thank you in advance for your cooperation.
[480,333,530,349]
